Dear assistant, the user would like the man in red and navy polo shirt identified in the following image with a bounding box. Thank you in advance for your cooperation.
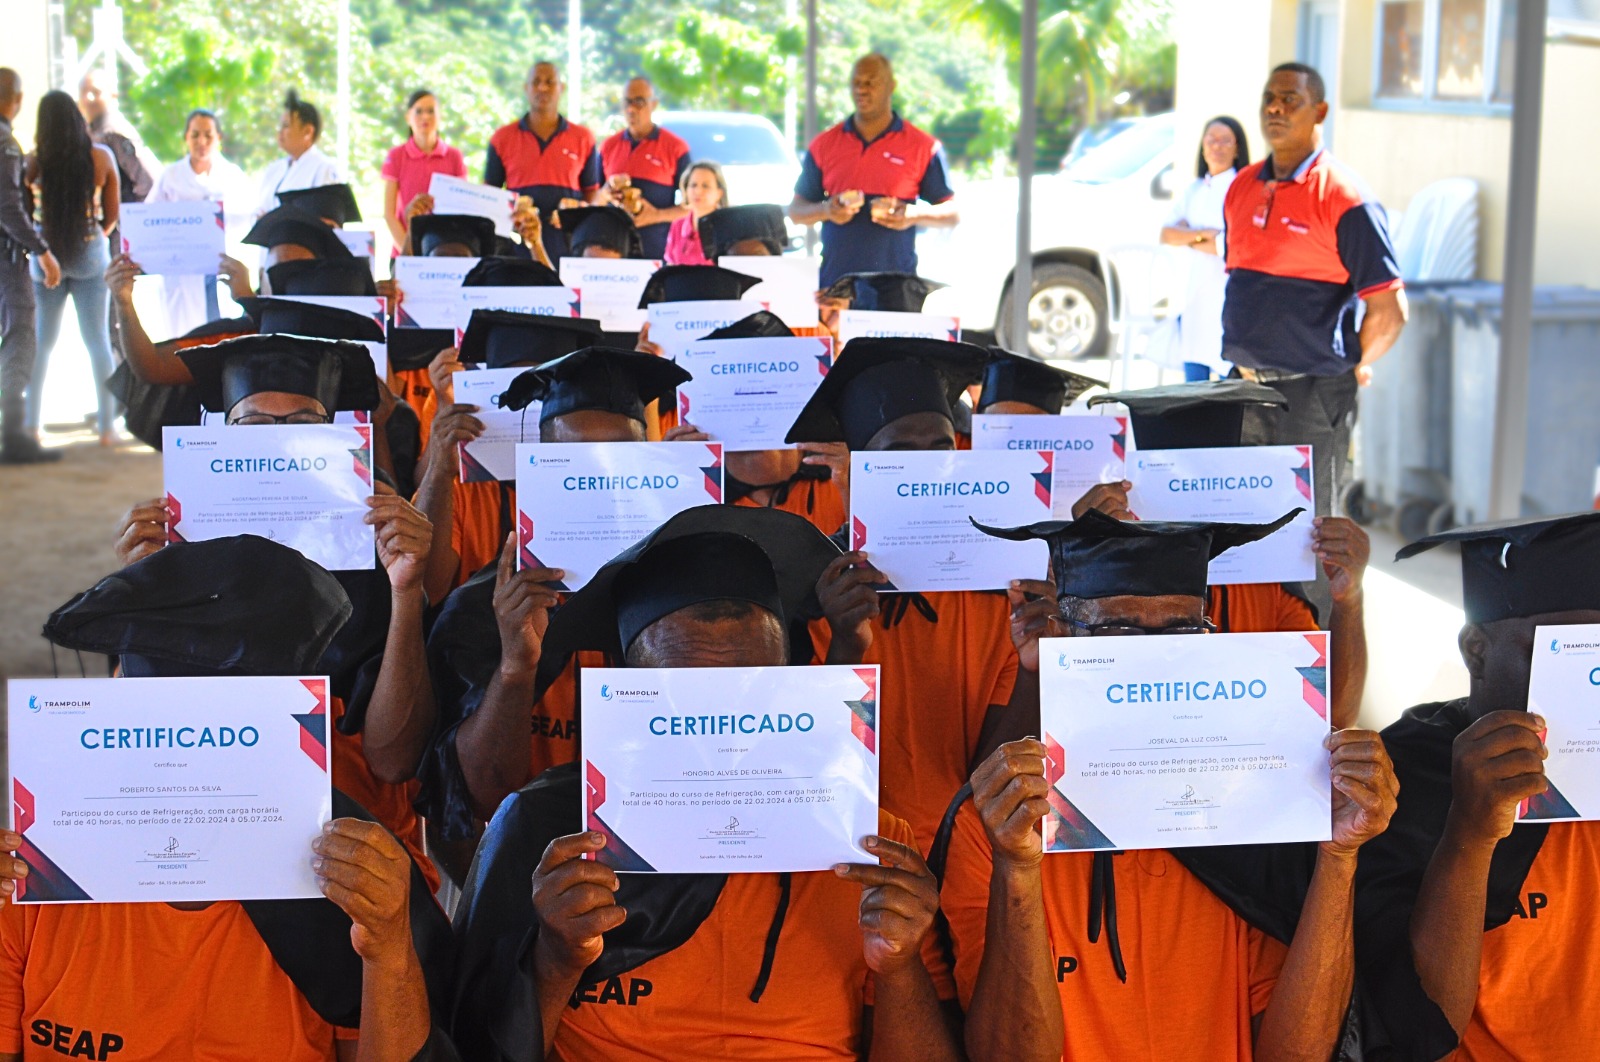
[484,61,604,261]
[1222,62,1407,530]
[600,77,692,260]
[788,53,959,287]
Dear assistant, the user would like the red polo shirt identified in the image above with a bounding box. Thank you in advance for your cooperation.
[484,113,603,217]
[795,113,953,286]
[382,136,467,249]
[1221,150,1403,377]
[600,125,691,260]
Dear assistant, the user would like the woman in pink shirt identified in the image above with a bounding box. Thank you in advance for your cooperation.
[663,160,728,266]
[380,89,467,255]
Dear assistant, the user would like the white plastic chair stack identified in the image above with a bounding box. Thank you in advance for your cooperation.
[1098,244,1183,390]
[1391,177,1479,282]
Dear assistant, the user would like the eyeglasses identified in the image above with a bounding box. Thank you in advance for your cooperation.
[1063,618,1216,637]
[624,96,654,108]
[230,412,333,426]
[1251,180,1279,229]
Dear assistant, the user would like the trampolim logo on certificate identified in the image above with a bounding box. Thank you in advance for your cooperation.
[1522,624,1600,822]
[581,665,880,873]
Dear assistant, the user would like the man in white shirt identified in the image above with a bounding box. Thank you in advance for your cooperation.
[254,89,343,217]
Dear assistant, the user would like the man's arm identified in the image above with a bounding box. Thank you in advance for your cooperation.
[361,488,438,785]
[452,535,563,820]
[973,578,1051,764]
[1409,710,1548,1033]
[1253,729,1398,1062]
[0,141,47,254]
[1357,288,1407,368]
[483,142,507,189]
[531,831,628,1056]
[107,254,194,385]
[1315,517,1370,730]
[961,741,1062,1062]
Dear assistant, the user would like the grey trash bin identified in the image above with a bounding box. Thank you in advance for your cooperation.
[1446,285,1600,526]
[1351,281,1489,538]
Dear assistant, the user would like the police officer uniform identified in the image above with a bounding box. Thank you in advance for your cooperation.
[0,110,53,462]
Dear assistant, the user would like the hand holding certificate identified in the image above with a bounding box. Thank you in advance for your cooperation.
[428,173,517,236]
[676,336,833,450]
[163,424,375,570]
[1520,624,1600,822]
[582,665,880,872]
[1127,445,1316,584]
[119,201,226,276]
[849,449,1051,592]
[515,442,724,588]
[7,676,333,903]
[456,368,537,483]
[1038,631,1332,851]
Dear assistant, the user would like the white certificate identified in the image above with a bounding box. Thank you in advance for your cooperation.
[582,665,880,872]
[850,449,1052,592]
[393,255,478,329]
[971,413,1128,518]
[1039,631,1333,852]
[428,173,517,236]
[456,368,538,483]
[1127,445,1316,585]
[454,286,582,334]
[647,300,765,358]
[1521,624,1600,823]
[514,441,725,588]
[162,423,375,571]
[260,293,389,383]
[334,227,376,262]
[675,336,833,451]
[719,255,820,327]
[119,201,226,276]
[560,258,660,333]
[7,676,334,903]
[837,309,961,345]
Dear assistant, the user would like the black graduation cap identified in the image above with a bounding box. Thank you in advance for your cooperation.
[559,205,644,259]
[242,206,354,261]
[1395,511,1600,624]
[409,213,496,258]
[976,507,1303,601]
[387,327,456,373]
[457,310,602,371]
[822,271,946,313]
[248,297,384,343]
[461,256,563,288]
[637,264,761,307]
[1089,380,1286,450]
[784,336,987,450]
[277,183,362,226]
[42,535,352,675]
[698,204,788,259]
[705,310,795,340]
[178,333,380,415]
[534,505,841,691]
[265,257,377,297]
[498,346,690,426]
[978,348,1105,414]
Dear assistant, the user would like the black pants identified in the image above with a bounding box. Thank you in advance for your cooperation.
[0,250,37,441]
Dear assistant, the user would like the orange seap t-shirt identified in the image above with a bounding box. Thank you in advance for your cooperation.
[450,480,515,590]
[1456,823,1600,1061]
[550,810,954,1061]
[940,800,1286,1060]
[393,366,435,449]
[0,900,352,1060]
[808,591,1018,847]
[1208,583,1318,634]
[730,476,847,537]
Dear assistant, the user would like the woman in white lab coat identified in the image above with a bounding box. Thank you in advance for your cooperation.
[1159,116,1250,381]
[147,109,251,336]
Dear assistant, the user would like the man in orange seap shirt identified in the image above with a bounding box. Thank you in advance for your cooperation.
[1056,379,1371,729]
[448,505,960,1062]
[1355,513,1600,1061]
[0,536,456,1062]
[418,343,695,881]
[939,510,1399,1061]
[787,337,1032,847]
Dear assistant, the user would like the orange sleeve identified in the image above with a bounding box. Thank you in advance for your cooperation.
[1247,926,1289,1016]
[1275,587,1317,632]
[937,801,994,1009]
[0,905,26,1053]
[988,634,1020,710]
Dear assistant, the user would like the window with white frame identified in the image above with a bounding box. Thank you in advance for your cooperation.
[1374,0,1516,105]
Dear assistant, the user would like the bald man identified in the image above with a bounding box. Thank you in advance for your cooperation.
[599,77,692,259]
[788,54,959,287]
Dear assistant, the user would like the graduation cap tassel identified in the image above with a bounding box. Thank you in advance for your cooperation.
[749,872,793,1002]
[1086,852,1128,983]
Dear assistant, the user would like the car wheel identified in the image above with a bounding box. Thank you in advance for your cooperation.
[996,263,1108,361]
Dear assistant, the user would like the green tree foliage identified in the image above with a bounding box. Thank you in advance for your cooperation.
[642,13,803,113]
